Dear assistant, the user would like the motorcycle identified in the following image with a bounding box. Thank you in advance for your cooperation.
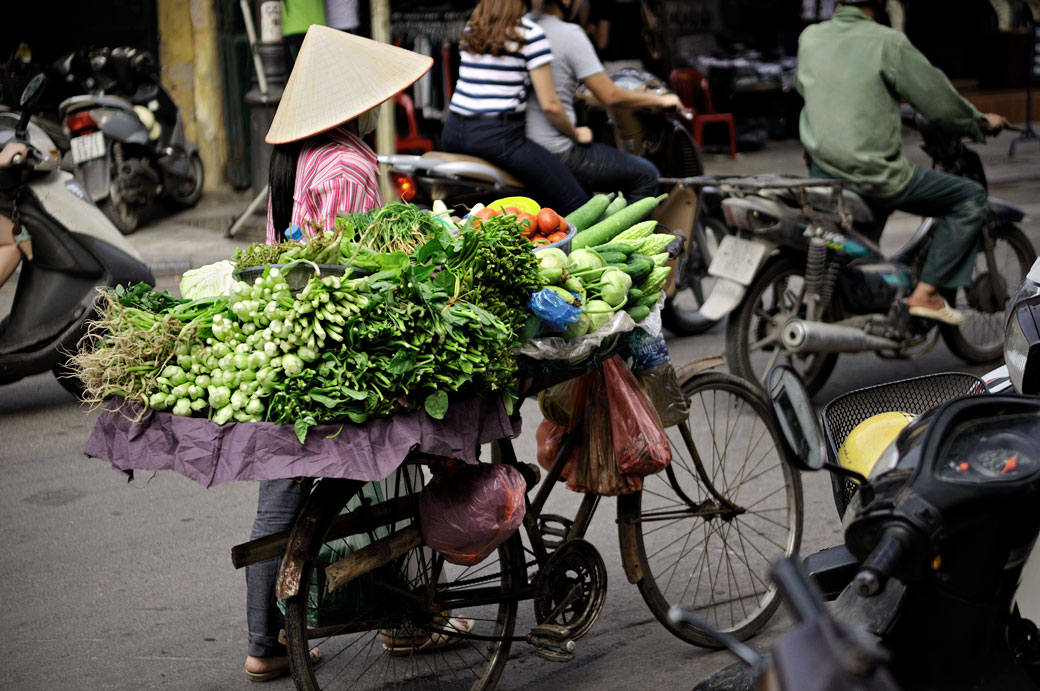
[56,46,204,235]
[697,276,1040,691]
[0,74,154,394]
[672,557,900,691]
[709,111,1033,394]
[380,67,704,214]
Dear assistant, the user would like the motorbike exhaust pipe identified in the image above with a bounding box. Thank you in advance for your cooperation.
[781,319,900,354]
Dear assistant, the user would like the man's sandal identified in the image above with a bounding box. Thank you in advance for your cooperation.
[245,648,320,682]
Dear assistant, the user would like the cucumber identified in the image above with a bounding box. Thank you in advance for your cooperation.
[591,242,637,256]
[596,250,628,265]
[636,289,663,308]
[626,304,651,322]
[564,193,616,233]
[624,254,655,284]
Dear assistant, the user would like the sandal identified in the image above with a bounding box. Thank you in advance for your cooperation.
[909,299,964,326]
[245,648,320,682]
[380,616,475,656]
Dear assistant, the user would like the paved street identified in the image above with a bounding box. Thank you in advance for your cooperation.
[1,131,1038,690]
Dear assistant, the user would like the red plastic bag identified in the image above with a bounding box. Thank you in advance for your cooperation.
[565,365,642,496]
[536,418,578,483]
[603,356,672,476]
[418,463,526,566]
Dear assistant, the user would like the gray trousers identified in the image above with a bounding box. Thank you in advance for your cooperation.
[245,478,309,658]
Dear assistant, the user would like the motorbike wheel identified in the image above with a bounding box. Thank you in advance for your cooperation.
[52,359,87,400]
[100,182,140,235]
[725,256,840,395]
[662,215,728,336]
[941,223,1035,363]
[164,152,204,209]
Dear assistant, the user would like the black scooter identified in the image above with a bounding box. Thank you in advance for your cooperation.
[0,74,154,394]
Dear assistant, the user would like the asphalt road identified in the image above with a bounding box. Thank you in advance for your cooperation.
[2,173,1039,690]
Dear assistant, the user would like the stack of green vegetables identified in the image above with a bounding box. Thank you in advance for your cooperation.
[537,192,676,339]
[73,205,540,443]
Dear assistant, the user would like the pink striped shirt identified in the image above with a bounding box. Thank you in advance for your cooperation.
[265,126,383,245]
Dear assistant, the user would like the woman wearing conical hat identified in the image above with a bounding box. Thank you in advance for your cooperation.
[245,26,432,682]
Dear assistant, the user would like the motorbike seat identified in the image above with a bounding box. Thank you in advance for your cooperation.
[804,186,877,226]
[419,151,524,189]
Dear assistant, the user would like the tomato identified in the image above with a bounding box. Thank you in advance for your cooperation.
[558,214,569,233]
[470,206,501,229]
[517,212,538,236]
[531,236,550,247]
[546,230,568,243]
[536,208,562,235]
[501,206,521,217]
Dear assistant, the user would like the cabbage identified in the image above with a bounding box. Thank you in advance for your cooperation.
[179,260,237,300]
[537,247,568,285]
[598,268,629,307]
[567,248,605,274]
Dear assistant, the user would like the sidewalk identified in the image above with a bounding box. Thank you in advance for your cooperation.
[134,128,1040,279]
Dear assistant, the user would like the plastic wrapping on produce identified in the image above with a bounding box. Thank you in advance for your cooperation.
[636,362,690,428]
[603,356,672,477]
[418,463,527,566]
[528,288,581,332]
[633,299,664,337]
[517,310,635,364]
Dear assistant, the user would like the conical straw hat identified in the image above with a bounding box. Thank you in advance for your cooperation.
[266,25,433,144]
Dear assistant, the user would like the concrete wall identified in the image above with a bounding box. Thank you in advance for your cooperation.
[157,0,228,192]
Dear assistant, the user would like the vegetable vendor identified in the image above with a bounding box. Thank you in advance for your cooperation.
[245,26,442,683]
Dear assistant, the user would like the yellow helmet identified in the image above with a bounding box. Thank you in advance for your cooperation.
[837,411,916,477]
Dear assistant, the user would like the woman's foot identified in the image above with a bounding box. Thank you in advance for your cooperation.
[245,649,320,682]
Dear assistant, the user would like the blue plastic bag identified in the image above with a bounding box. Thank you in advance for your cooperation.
[528,288,581,333]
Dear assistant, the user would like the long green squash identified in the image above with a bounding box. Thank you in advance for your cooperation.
[570,194,668,250]
[564,193,615,232]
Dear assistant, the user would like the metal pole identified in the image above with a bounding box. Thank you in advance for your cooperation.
[370,0,396,202]
[240,0,269,97]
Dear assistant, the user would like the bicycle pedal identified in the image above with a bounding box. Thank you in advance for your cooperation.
[538,514,573,551]
[528,623,576,663]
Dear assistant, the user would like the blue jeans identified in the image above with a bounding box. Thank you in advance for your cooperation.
[809,163,987,288]
[441,113,589,215]
[560,141,660,203]
[246,478,309,658]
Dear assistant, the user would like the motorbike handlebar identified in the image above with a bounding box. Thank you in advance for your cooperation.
[853,524,912,597]
[771,557,829,623]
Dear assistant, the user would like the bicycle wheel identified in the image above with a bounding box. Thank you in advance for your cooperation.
[941,223,1035,363]
[284,471,524,691]
[618,371,803,646]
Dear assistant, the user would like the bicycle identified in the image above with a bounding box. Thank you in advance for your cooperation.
[231,350,803,691]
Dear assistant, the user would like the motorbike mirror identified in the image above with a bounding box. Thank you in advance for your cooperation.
[15,73,46,139]
[766,365,828,472]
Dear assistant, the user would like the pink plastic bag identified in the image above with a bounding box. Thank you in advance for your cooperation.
[603,356,672,476]
[418,463,526,566]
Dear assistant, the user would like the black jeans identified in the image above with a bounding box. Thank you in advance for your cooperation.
[560,141,660,203]
[441,113,589,215]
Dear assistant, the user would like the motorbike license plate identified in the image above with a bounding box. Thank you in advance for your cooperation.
[71,131,105,165]
[708,235,768,284]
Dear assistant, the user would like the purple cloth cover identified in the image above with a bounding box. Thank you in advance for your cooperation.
[84,396,521,487]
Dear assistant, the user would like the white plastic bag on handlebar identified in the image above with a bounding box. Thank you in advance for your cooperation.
[517,310,636,364]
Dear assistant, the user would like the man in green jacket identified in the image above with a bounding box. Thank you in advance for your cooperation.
[796,0,1008,325]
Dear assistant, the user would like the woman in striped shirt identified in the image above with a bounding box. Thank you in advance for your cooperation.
[441,0,590,215]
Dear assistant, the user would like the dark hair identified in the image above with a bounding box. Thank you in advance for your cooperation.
[268,140,304,238]
[459,0,526,56]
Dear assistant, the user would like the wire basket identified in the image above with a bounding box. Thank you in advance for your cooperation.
[822,372,987,516]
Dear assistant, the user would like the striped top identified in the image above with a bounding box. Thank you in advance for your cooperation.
[448,17,553,117]
[265,126,382,244]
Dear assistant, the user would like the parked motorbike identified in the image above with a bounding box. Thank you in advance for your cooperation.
[380,67,703,214]
[672,557,900,691]
[713,112,1033,394]
[0,74,154,394]
[56,46,204,234]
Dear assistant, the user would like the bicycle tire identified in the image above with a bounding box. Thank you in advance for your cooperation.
[941,223,1035,363]
[618,371,803,646]
[284,472,524,691]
